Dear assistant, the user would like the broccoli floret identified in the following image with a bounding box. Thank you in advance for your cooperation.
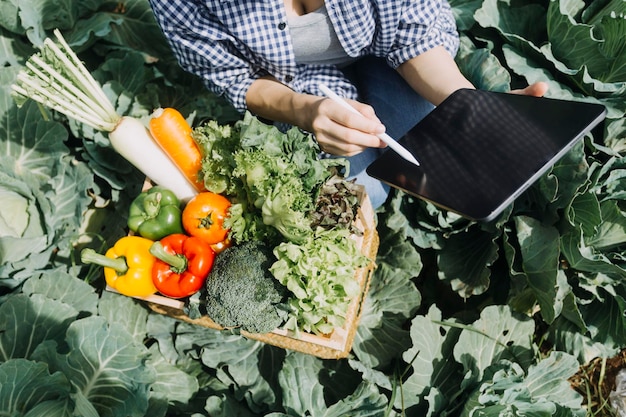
[204,241,287,334]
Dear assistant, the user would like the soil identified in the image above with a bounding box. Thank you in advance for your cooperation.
[570,348,626,416]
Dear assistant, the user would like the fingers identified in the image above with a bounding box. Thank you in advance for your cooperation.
[315,125,381,155]
[350,100,381,122]
[510,81,549,97]
[312,98,387,156]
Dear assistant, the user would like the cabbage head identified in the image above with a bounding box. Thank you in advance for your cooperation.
[0,97,93,286]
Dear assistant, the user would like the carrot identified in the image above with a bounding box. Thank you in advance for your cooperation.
[149,108,206,192]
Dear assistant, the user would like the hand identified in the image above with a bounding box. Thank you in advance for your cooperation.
[246,77,387,156]
[308,97,387,156]
[510,81,549,97]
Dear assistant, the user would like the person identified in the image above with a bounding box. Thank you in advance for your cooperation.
[147,0,548,208]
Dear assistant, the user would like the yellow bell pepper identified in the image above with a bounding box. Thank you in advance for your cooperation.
[81,236,157,297]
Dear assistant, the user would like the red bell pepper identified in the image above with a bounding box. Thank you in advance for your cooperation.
[149,233,215,298]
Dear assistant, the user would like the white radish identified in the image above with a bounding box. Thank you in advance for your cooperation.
[11,29,198,202]
[108,117,197,201]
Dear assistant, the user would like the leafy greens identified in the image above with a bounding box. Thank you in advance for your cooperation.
[193,112,368,335]
[193,112,348,244]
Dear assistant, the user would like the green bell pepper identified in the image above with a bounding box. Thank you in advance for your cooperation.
[128,186,184,240]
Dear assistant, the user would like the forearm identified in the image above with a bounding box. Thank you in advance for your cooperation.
[245,76,385,156]
[397,45,474,106]
[245,76,321,132]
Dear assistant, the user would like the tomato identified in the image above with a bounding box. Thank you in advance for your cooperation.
[211,239,232,254]
[182,192,231,245]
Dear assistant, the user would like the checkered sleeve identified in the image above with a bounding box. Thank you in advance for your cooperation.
[385,0,460,68]
[295,65,359,99]
[148,0,258,112]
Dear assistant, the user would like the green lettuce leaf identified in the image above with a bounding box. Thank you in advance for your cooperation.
[272,228,368,335]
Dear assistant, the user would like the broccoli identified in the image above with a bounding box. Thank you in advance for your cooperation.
[204,241,287,334]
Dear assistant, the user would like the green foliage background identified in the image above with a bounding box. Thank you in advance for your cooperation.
[1,0,625,415]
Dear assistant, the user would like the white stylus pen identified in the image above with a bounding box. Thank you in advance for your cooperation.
[319,83,420,166]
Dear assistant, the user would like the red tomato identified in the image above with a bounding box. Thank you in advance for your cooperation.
[182,192,231,245]
[211,239,231,254]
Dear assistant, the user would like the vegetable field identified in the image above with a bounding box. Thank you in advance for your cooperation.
[1,0,625,415]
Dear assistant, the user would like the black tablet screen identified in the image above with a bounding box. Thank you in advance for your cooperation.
[366,89,606,221]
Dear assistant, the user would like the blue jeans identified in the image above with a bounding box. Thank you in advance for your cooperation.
[339,56,435,209]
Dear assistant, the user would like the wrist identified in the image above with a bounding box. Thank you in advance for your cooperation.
[246,78,319,131]
[289,92,321,132]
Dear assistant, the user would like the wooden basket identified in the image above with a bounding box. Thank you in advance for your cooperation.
[113,184,379,359]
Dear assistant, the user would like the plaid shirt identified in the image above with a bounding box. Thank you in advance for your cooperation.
[149,0,459,113]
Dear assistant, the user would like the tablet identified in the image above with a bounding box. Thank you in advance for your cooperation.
[366,89,607,222]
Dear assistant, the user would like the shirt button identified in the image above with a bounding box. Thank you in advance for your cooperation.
[278,22,287,30]
[285,75,293,83]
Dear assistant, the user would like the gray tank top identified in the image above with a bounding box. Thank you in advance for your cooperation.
[287,5,356,67]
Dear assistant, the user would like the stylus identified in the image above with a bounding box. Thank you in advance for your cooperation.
[319,83,421,166]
